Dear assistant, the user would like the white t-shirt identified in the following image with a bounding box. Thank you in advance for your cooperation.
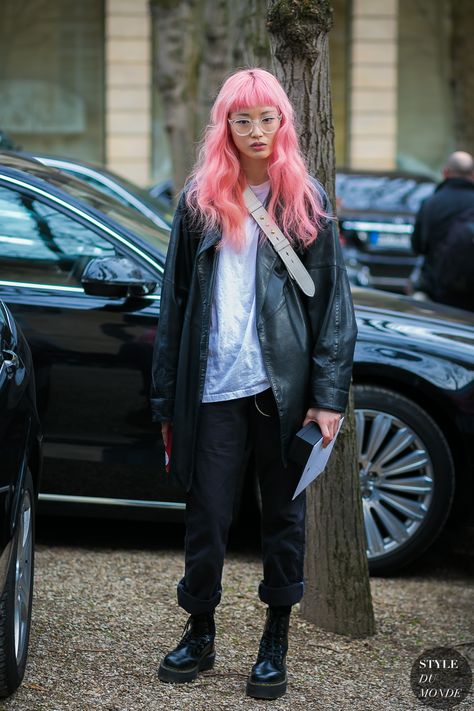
[202,180,272,402]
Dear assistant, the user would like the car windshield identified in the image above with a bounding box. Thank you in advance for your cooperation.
[0,153,170,259]
[336,174,436,213]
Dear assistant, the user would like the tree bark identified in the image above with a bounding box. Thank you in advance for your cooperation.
[230,0,272,71]
[196,0,232,132]
[302,390,375,636]
[267,0,335,199]
[450,0,474,154]
[150,0,201,200]
[266,0,375,637]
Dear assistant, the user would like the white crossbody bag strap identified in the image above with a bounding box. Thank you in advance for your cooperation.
[243,186,315,298]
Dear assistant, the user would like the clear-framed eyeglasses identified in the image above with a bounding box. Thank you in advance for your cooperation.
[227,114,282,136]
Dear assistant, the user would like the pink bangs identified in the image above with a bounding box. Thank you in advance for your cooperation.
[185,68,329,251]
[224,72,289,119]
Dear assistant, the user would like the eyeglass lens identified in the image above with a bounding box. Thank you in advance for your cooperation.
[232,116,280,135]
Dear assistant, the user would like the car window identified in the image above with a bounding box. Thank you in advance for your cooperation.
[0,153,170,258]
[0,185,118,286]
[336,174,436,213]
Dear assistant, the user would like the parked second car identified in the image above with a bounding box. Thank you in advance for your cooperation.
[0,300,41,698]
[337,170,436,293]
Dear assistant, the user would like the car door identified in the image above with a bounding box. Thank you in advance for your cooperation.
[0,302,29,502]
[0,180,183,514]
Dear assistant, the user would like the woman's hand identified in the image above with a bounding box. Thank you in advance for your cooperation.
[161,421,172,448]
[302,408,342,448]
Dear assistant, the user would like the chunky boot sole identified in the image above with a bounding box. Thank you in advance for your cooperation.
[246,675,287,699]
[158,651,216,683]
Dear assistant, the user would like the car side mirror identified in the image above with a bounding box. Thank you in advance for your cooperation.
[81,256,157,298]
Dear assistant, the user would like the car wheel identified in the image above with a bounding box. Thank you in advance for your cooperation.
[0,467,35,697]
[354,385,455,574]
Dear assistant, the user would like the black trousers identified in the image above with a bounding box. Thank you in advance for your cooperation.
[177,387,307,614]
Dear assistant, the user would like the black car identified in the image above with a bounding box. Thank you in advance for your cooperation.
[0,300,41,697]
[0,153,472,576]
[337,170,436,293]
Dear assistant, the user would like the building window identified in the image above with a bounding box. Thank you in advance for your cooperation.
[0,1,105,163]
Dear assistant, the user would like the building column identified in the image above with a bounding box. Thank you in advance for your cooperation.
[349,0,398,170]
[105,0,151,186]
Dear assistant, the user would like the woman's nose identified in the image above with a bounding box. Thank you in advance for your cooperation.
[250,121,263,137]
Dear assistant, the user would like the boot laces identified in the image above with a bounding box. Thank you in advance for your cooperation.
[257,615,288,666]
[177,614,214,654]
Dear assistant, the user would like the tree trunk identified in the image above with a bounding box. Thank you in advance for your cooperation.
[266,0,375,637]
[196,0,232,133]
[302,390,375,636]
[230,0,272,71]
[450,0,474,154]
[267,0,335,200]
[150,0,201,200]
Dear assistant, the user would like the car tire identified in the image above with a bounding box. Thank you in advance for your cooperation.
[354,385,455,575]
[0,467,35,698]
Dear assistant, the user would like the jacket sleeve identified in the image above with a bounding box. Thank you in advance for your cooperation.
[150,190,195,423]
[302,183,358,413]
[411,201,427,255]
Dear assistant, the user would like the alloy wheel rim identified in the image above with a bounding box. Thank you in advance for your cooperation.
[355,409,434,560]
[14,488,33,664]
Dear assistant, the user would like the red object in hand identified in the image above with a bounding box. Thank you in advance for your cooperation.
[165,427,173,473]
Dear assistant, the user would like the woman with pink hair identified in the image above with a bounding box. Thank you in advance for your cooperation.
[151,67,357,699]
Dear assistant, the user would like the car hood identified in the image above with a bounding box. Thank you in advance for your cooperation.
[353,287,474,357]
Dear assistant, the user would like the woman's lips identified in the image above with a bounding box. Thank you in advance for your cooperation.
[251,143,266,150]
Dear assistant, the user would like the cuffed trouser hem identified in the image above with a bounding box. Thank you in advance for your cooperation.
[258,580,304,606]
[177,578,221,615]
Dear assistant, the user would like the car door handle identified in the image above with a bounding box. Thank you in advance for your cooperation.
[1,350,20,378]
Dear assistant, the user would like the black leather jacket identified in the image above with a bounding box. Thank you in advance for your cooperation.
[151,179,357,492]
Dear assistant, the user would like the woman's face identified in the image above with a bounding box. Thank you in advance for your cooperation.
[228,105,280,164]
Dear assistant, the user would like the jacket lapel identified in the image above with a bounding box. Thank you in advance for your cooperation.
[197,225,221,257]
[196,226,221,300]
[256,238,278,321]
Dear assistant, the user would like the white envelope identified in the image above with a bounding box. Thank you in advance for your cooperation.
[292,417,344,499]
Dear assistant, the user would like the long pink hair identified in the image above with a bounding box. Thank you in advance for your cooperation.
[185,67,329,250]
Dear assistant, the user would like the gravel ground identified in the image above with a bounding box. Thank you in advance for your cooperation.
[1,519,473,711]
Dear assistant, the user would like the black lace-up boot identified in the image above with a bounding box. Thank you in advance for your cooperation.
[158,612,216,683]
[246,605,291,699]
